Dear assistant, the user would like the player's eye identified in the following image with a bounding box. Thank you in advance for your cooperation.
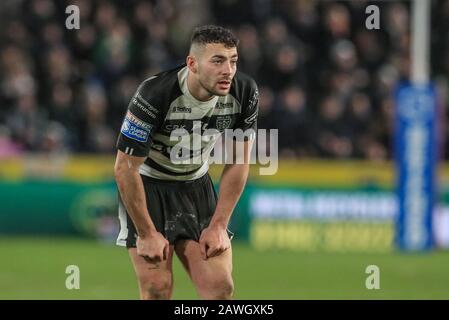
[212,60,222,65]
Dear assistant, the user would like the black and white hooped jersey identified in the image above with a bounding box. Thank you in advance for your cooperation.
[116,64,259,181]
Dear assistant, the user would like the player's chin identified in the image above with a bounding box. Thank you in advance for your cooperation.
[213,86,231,96]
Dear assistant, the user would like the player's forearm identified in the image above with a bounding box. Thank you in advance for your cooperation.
[115,164,157,237]
[210,163,250,228]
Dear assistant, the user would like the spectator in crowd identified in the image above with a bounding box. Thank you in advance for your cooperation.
[0,0,446,160]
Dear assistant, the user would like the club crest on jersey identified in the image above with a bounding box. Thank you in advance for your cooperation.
[216,115,232,131]
[121,111,153,142]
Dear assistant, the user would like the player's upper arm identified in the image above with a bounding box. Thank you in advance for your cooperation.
[225,134,254,165]
[116,79,164,157]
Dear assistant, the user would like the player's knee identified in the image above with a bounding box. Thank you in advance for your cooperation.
[139,273,172,300]
[202,276,234,300]
[217,278,234,299]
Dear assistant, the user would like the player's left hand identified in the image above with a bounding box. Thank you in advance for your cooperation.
[199,224,231,260]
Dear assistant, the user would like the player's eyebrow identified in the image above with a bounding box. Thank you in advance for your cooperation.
[211,54,238,60]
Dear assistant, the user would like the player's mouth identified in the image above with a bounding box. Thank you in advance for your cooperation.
[217,80,231,90]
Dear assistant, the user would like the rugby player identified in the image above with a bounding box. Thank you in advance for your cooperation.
[114,25,258,300]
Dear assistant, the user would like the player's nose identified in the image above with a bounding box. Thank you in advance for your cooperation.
[221,61,233,76]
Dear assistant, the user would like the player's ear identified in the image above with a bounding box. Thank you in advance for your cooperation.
[186,55,198,74]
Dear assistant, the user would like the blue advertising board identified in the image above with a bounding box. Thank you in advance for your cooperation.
[395,83,437,251]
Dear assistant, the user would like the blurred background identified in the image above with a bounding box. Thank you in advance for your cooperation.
[0,0,449,299]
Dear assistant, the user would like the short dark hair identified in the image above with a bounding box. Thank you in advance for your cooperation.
[191,25,239,49]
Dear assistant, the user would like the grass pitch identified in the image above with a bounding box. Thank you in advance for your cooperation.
[0,236,448,300]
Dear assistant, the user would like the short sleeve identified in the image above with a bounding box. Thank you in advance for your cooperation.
[233,80,259,141]
[116,80,164,157]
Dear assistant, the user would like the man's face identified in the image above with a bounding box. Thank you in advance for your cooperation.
[195,43,238,96]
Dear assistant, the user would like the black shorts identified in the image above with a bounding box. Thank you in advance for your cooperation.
[116,173,234,247]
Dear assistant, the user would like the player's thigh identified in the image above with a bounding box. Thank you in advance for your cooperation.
[175,240,233,288]
[128,246,175,285]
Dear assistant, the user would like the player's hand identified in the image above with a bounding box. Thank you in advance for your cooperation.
[199,224,231,260]
[136,231,169,264]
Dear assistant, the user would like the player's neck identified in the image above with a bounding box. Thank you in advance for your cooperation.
[187,72,215,102]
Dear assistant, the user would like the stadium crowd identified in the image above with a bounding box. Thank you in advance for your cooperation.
[0,0,448,160]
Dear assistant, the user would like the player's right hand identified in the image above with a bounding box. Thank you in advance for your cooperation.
[136,232,169,264]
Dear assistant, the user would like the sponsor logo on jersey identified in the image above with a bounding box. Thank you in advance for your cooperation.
[120,111,153,142]
[164,124,187,131]
[215,102,233,109]
[135,92,159,113]
[132,95,158,119]
[216,115,233,131]
[172,106,192,113]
